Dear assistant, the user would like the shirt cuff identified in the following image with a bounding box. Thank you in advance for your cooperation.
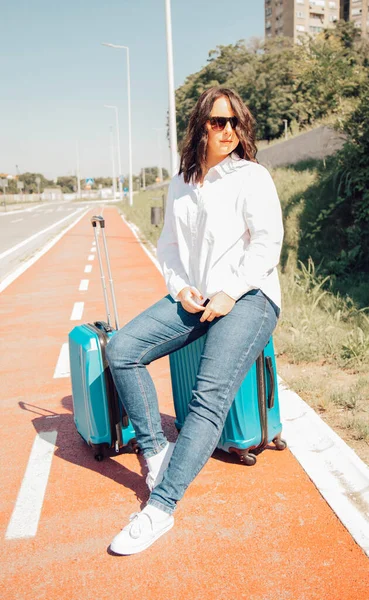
[221,281,253,302]
[168,275,189,302]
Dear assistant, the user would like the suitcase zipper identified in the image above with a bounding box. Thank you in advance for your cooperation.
[86,323,125,451]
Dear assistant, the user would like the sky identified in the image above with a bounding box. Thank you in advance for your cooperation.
[0,0,265,180]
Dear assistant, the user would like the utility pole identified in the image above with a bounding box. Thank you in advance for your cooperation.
[109,126,117,199]
[164,0,178,176]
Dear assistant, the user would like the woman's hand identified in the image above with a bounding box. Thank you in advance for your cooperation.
[177,286,207,314]
[199,291,235,323]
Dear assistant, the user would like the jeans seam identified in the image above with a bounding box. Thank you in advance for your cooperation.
[134,365,161,454]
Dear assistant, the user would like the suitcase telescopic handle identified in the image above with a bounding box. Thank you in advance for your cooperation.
[265,356,275,409]
[91,215,120,330]
[91,216,105,228]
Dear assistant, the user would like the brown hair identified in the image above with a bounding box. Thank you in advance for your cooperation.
[178,87,258,184]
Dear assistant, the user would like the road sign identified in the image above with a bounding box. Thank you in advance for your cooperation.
[0,178,8,187]
[86,178,94,185]
[119,176,125,183]
[123,187,128,192]
[17,181,24,190]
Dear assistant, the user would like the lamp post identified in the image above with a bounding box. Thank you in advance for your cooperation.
[104,104,123,202]
[109,125,117,200]
[102,42,133,207]
[164,0,178,176]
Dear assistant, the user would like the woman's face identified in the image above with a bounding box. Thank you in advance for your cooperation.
[205,96,239,160]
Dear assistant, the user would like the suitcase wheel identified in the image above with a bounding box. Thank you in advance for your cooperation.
[273,434,287,451]
[92,443,105,461]
[129,438,141,454]
[239,452,257,466]
[229,447,257,466]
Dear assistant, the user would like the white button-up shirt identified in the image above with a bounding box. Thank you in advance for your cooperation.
[157,152,284,311]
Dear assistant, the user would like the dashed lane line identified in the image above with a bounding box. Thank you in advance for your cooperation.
[70,302,84,321]
[84,265,92,273]
[79,279,89,291]
[0,203,44,217]
[87,254,94,261]
[5,431,58,540]
[0,208,85,261]
[53,343,70,379]
[0,208,89,293]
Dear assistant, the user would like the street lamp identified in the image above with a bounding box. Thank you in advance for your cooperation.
[104,104,123,201]
[102,42,133,207]
[164,0,178,176]
[109,125,117,200]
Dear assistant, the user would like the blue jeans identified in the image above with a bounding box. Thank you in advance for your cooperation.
[106,288,280,515]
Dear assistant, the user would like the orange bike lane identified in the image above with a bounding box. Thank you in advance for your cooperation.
[0,206,368,600]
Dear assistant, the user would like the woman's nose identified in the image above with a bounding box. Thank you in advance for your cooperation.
[223,121,233,134]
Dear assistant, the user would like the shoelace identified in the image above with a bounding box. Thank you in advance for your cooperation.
[128,512,153,540]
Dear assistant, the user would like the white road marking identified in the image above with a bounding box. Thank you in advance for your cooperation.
[0,209,89,293]
[90,247,96,253]
[79,279,89,291]
[5,431,58,540]
[92,241,96,246]
[0,208,85,261]
[70,302,84,320]
[53,343,70,378]
[0,203,44,217]
[87,254,94,261]
[121,213,369,559]
[11,218,23,223]
[278,376,369,558]
[84,265,92,273]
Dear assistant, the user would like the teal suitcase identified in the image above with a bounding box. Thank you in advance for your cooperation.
[169,336,286,465]
[68,216,137,460]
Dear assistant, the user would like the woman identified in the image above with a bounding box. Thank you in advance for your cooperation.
[106,87,284,555]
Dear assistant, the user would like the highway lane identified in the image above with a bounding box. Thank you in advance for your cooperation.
[0,201,93,284]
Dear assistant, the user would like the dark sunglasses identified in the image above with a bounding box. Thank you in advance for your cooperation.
[208,116,238,131]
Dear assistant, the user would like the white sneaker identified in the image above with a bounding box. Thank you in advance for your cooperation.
[145,442,175,492]
[110,506,174,555]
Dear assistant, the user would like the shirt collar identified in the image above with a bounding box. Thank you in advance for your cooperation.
[210,152,247,178]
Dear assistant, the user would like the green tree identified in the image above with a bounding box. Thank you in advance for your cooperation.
[56,176,76,193]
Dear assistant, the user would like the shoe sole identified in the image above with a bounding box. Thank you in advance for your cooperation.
[110,518,174,556]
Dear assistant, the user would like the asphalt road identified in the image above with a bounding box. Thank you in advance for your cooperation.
[0,201,92,284]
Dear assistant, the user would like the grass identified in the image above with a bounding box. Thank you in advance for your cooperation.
[116,188,167,248]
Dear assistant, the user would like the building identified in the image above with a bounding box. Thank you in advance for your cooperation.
[265,0,368,41]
